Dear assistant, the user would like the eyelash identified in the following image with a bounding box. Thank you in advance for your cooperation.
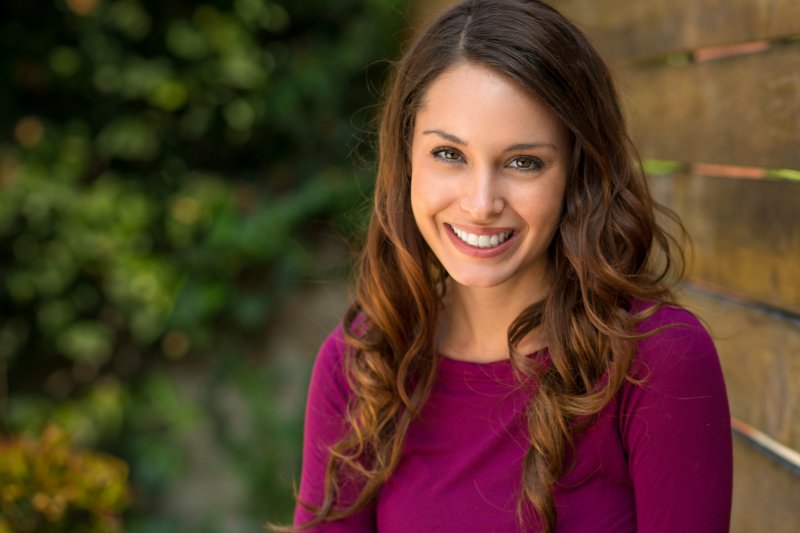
[507,155,544,171]
[430,146,544,172]
[431,146,463,163]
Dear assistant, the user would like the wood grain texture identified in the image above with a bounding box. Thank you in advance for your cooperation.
[649,173,800,315]
[621,44,800,169]
[680,289,800,453]
[551,0,800,61]
[730,439,800,533]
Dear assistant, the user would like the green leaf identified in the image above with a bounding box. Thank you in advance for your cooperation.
[56,321,113,363]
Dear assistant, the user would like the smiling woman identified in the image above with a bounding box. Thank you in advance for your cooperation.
[411,63,567,303]
[287,1,732,532]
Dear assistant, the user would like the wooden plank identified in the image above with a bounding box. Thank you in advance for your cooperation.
[679,289,800,453]
[732,418,800,474]
[649,173,800,314]
[552,0,800,61]
[414,1,800,60]
[621,44,800,170]
[730,439,800,533]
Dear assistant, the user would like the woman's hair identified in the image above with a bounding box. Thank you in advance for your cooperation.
[302,0,683,530]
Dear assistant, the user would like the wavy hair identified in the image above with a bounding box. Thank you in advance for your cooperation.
[300,0,684,530]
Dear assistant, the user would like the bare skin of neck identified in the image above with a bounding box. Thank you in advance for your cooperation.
[437,270,552,363]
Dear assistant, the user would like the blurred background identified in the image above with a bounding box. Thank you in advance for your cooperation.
[2,0,799,532]
[0,0,409,531]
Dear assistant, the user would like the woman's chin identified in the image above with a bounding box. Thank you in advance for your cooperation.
[445,271,510,290]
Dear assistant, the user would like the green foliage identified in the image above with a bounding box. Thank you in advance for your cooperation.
[0,424,130,532]
[1,0,405,528]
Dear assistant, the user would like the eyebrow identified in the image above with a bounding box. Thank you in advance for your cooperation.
[423,129,466,145]
[422,129,557,152]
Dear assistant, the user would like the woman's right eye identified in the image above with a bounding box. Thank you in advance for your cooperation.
[431,146,464,163]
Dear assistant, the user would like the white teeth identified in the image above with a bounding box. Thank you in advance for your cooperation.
[451,225,512,249]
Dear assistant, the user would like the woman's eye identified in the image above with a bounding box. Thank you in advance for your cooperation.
[431,147,463,163]
[507,156,543,171]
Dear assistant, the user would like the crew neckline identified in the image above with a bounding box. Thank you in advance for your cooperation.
[436,347,549,380]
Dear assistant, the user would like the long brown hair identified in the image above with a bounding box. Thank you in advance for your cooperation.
[302,0,683,530]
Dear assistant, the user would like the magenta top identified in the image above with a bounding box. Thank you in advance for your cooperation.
[294,305,732,532]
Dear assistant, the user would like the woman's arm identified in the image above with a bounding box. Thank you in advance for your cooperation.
[619,308,732,532]
[293,325,377,532]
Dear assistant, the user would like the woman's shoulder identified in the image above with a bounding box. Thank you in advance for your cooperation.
[307,322,353,407]
[633,301,712,344]
[627,301,720,385]
[633,300,704,330]
[316,322,348,366]
[313,313,367,371]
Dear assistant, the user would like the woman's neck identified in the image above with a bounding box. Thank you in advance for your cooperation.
[437,274,551,363]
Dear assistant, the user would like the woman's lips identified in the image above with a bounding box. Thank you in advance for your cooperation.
[446,223,519,257]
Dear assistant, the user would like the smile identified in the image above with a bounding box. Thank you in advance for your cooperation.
[449,224,514,249]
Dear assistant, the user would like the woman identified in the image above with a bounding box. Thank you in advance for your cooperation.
[292,0,732,531]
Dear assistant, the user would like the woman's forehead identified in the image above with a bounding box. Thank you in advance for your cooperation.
[412,62,568,151]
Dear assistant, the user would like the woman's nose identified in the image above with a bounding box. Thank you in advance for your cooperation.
[459,168,504,220]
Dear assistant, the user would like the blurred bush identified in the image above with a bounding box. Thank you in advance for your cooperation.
[0,424,129,532]
[0,0,405,529]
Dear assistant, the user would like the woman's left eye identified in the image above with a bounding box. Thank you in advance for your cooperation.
[507,156,543,171]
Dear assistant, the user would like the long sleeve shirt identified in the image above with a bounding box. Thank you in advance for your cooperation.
[294,305,732,532]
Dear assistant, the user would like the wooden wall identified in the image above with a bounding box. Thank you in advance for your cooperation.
[412,1,800,530]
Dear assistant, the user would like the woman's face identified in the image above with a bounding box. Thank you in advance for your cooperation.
[410,62,569,291]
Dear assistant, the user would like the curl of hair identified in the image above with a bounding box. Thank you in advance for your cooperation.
[297,1,686,531]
